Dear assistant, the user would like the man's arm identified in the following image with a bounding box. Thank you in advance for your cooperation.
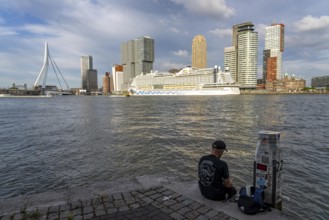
[223,177,233,188]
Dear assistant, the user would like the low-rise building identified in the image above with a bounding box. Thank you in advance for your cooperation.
[311,76,329,88]
[266,73,306,92]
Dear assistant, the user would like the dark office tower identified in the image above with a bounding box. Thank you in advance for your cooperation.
[224,22,258,88]
[121,36,154,86]
[263,23,285,82]
[81,56,98,92]
[192,35,207,68]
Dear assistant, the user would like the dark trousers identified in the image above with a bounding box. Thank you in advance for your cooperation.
[199,182,237,201]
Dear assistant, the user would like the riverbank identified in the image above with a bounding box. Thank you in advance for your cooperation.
[0,175,298,220]
[240,90,329,95]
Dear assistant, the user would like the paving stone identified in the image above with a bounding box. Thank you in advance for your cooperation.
[101,195,113,203]
[83,206,94,215]
[163,199,177,206]
[144,189,158,196]
[177,206,192,215]
[205,209,219,218]
[94,208,106,217]
[83,213,94,219]
[181,198,194,206]
[71,201,82,210]
[185,210,201,219]
[170,211,184,220]
[112,193,123,200]
[188,201,203,210]
[197,205,211,214]
[157,187,167,193]
[161,189,175,196]
[72,214,83,220]
[48,206,59,213]
[113,199,126,208]
[160,206,174,215]
[196,215,209,220]
[118,206,129,212]
[48,212,59,219]
[169,202,184,211]
[141,197,153,204]
[176,195,188,202]
[129,203,141,209]
[170,192,181,199]
[151,200,164,208]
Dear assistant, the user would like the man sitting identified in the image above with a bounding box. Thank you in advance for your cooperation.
[198,140,237,201]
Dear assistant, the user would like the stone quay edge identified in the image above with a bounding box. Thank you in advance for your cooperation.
[0,175,299,220]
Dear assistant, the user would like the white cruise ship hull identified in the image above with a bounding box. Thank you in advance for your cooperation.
[129,86,240,96]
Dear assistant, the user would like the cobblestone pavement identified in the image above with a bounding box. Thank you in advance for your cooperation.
[0,186,235,220]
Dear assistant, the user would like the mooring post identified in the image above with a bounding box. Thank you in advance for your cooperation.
[254,130,283,210]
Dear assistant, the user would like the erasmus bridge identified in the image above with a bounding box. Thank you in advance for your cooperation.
[33,42,72,95]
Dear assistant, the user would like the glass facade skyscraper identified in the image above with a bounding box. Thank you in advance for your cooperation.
[80,56,98,92]
[121,36,154,87]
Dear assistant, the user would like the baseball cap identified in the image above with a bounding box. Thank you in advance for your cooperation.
[212,140,228,151]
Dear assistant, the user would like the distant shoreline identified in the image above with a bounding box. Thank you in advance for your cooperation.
[240,90,329,95]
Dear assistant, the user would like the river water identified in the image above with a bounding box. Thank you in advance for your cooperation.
[0,95,328,219]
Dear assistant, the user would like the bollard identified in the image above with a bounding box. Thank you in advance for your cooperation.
[253,130,283,210]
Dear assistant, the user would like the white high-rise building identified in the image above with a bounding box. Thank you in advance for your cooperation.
[224,22,258,88]
[263,24,285,81]
[224,46,236,82]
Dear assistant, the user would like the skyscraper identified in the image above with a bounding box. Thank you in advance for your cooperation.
[80,56,98,92]
[103,72,111,94]
[224,46,237,82]
[121,36,154,90]
[263,24,285,82]
[192,35,207,68]
[224,22,258,88]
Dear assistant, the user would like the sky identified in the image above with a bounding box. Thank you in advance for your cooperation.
[1,0,329,88]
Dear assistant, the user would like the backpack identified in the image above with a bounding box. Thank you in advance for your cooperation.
[237,186,270,215]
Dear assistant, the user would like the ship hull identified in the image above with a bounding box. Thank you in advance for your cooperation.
[129,86,240,96]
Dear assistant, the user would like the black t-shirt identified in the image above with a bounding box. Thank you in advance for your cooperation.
[198,154,230,199]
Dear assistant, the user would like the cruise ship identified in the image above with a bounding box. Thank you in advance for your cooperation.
[128,66,240,96]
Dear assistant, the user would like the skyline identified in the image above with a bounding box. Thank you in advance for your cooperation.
[1,0,329,88]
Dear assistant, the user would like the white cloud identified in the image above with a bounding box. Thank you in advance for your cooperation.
[156,60,188,71]
[170,27,180,33]
[172,50,189,57]
[171,0,234,20]
[208,28,231,38]
[0,27,17,36]
[294,15,329,32]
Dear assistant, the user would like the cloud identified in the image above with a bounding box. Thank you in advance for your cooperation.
[0,27,17,36]
[172,49,189,57]
[287,16,329,51]
[294,15,329,32]
[171,0,234,20]
[208,28,231,38]
[156,60,188,71]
